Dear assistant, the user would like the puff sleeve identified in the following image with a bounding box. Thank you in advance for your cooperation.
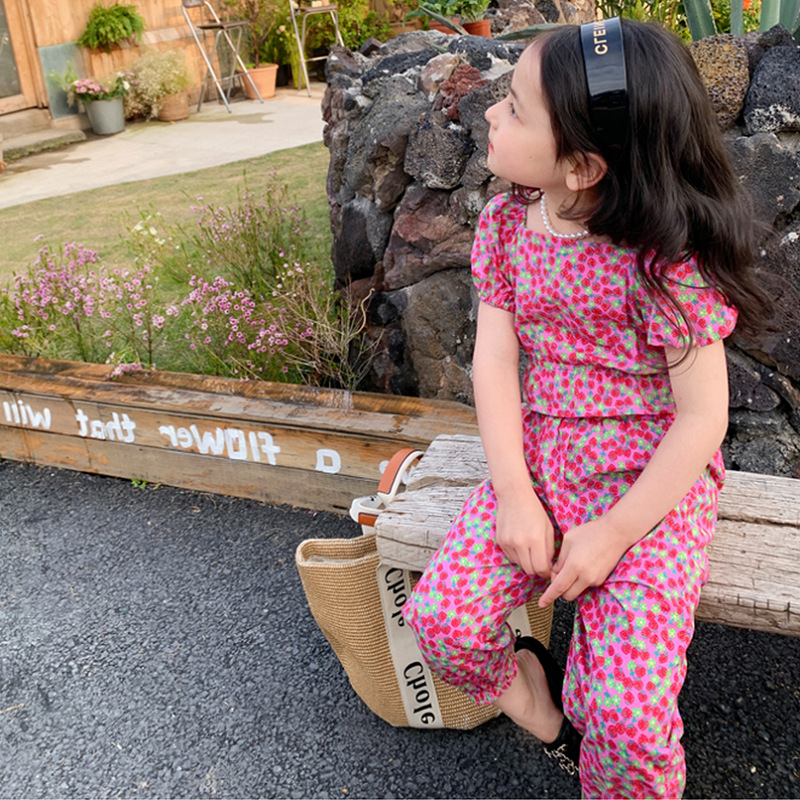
[633,259,737,349]
[471,194,517,313]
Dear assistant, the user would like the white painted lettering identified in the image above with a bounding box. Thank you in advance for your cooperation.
[189,424,225,455]
[248,431,261,462]
[27,406,51,430]
[3,401,51,430]
[119,413,136,443]
[256,432,281,465]
[176,427,193,448]
[161,423,281,465]
[315,448,341,474]
[159,425,178,447]
[224,429,248,460]
[75,408,90,437]
[75,408,136,441]
[105,412,124,441]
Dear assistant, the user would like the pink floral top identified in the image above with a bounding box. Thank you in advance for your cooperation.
[472,193,738,418]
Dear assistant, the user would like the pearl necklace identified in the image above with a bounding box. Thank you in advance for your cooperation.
[539,192,590,240]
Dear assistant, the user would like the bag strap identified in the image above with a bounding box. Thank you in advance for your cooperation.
[350,447,423,529]
[377,447,423,505]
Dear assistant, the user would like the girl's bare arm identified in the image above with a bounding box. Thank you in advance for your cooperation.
[473,301,555,577]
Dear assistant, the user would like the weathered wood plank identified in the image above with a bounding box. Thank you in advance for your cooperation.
[718,471,800,525]
[377,434,800,637]
[0,388,416,481]
[0,355,480,513]
[0,355,479,443]
[0,425,373,513]
[403,434,800,524]
[406,433,487,490]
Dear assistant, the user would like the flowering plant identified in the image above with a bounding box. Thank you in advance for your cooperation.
[53,65,133,105]
[68,71,133,103]
[0,174,374,390]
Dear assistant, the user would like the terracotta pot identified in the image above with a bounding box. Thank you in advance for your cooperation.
[157,92,190,122]
[242,63,279,100]
[463,18,491,36]
[428,18,458,34]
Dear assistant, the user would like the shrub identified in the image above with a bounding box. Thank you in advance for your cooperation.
[2,175,373,390]
[159,178,316,299]
[125,49,192,119]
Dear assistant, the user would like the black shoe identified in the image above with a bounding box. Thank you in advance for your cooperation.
[514,636,582,776]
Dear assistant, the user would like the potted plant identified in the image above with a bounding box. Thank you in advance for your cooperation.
[221,0,279,99]
[456,0,491,35]
[77,2,146,53]
[405,0,466,34]
[57,67,132,134]
[125,49,194,121]
[405,0,491,35]
[260,6,301,87]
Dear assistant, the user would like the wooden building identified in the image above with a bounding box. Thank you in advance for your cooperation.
[0,0,207,133]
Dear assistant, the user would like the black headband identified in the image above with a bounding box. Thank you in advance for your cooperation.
[580,17,628,149]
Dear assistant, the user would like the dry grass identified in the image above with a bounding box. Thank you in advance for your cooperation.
[0,141,331,284]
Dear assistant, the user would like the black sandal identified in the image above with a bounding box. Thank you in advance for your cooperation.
[514,635,582,776]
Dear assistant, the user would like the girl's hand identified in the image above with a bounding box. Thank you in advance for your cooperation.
[537,517,631,606]
[495,489,555,578]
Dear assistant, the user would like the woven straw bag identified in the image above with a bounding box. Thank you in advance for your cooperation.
[296,448,554,729]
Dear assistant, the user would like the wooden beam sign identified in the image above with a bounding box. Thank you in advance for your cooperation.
[0,354,479,513]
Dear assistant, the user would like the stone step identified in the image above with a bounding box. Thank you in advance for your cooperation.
[1,128,86,164]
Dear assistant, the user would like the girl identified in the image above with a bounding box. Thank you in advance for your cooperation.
[402,18,772,800]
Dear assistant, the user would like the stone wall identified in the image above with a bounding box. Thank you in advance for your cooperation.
[322,18,800,478]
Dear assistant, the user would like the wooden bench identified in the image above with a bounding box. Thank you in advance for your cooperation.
[375,434,800,638]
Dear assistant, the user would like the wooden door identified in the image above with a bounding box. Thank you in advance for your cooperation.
[0,0,43,114]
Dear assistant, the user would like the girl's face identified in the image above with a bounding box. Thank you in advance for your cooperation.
[485,44,571,195]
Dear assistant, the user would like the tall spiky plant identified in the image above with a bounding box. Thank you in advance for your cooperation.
[684,0,800,38]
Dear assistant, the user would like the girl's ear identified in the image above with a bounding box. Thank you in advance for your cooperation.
[566,153,608,192]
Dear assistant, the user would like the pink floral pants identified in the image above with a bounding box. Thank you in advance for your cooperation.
[403,410,723,799]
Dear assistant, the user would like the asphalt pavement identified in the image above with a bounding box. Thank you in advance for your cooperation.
[0,87,799,800]
[1,461,799,799]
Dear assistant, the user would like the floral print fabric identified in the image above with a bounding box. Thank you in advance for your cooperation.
[471,192,737,418]
[403,411,725,798]
[403,193,738,798]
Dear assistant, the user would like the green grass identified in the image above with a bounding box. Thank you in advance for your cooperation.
[0,141,332,284]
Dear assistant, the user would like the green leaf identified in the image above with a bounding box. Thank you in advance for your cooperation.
[493,23,561,40]
[779,0,800,31]
[405,5,468,34]
[729,0,744,34]
[759,0,780,28]
[683,0,717,38]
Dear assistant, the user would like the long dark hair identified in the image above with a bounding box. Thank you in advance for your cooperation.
[516,20,772,345]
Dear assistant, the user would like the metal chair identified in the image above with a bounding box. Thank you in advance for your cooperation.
[182,0,264,112]
[288,0,344,96]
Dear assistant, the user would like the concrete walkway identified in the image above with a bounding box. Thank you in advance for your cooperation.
[0,85,325,210]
